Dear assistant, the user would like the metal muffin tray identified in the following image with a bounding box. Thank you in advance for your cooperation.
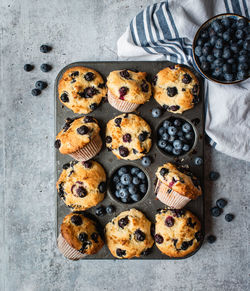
[55,61,204,260]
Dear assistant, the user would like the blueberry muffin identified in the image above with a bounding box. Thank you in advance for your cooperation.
[54,116,102,161]
[105,209,154,259]
[155,163,202,209]
[155,209,202,257]
[153,65,200,114]
[106,113,152,160]
[56,160,106,211]
[58,66,107,114]
[57,212,104,260]
[107,69,152,112]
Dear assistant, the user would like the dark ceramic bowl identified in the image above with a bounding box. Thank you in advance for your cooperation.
[192,13,250,84]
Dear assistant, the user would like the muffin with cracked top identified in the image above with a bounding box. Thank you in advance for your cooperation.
[155,209,202,257]
[58,66,107,114]
[56,160,106,211]
[155,163,202,209]
[105,208,154,259]
[106,113,152,160]
[57,212,104,260]
[153,65,200,114]
[54,116,102,161]
[107,69,152,112]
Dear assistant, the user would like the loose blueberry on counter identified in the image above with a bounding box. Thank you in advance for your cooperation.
[95,206,106,217]
[209,171,220,181]
[152,108,162,118]
[40,44,52,53]
[40,63,52,72]
[210,206,222,217]
[141,156,152,167]
[225,213,234,222]
[216,198,227,209]
[35,80,47,90]
[24,64,34,72]
[207,235,216,244]
[31,88,41,96]
[106,205,115,214]
[194,157,203,166]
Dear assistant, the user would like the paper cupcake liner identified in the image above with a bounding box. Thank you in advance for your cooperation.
[57,233,87,260]
[108,91,139,112]
[69,134,102,162]
[155,179,191,209]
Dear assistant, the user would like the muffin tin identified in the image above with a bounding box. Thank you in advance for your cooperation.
[55,61,204,260]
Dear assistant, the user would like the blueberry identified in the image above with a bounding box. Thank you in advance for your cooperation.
[168,135,175,143]
[210,206,222,217]
[222,31,231,42]
[222,64,232,74]
[165,144,173,153]
[119,188,129,200]
[224,73,233,81]
[209,171,220,181]
[177,131,184,137]
[152,108,162,118]
[158,127,166,136]
[211,20,223,32]
[197,38,203,46]
[213,48,222,58]
[194,157,203,166]
[40,63,52,72]
[118,167,128,176]
[185,132,194,140]
[131,194,141,202]
[173,139,182,150]
[71,215,82,225]
[172,119,181,127]
[115,190,120,198]
[222,48,231,59]
[243,40,250,51]
[182,144,190,152]
[202,46,210,56]
[216,198,227,209]
[238,55,247,63]
[139,184,147,194]
[132,177,140,185]
[136,171,145,181]
[215,38,224,49]
[95,206,106,216]
[230,43,239,53]
[201,30,209,39]
[214,58,224,67]
[163,120,171,129]
[210,35,217,46]
[54,139,61,149]
[227,58,235,65]
[31,88,41,96]
[168,126,177,136]
[40,44,52,53]
[128,185,137,195]
[106,205,115,214]
[141,156,151,167]
[172,148,181,155]
[98,182,106,193]
[78,232,88,242]
[235,29,244,39]
[212,67,223,78]
[199,55,207,63]
[158,140,167,149]
[201,61,210,72]
[225,213,234,222]
[182,122,192,133]
[116,183,124,191]
[237,70,247,80]
[24,64,34,72]
[35,80,47,90]
[167,86,178,97]
[207,54,215,62]
[131,167,140,176]
[239,50,247,56]
[221,17,231,27]
[195,46,202,57]
[207,235,216,244]
[162,132,169,141]
[138,131,149,142]
[120,174,132,185]
[77,125,89,135]
[118,217,129,228]
[113,175,120,183]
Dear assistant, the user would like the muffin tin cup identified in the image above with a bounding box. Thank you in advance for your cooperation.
[57,233,87,260]
[69,134,102,162]
[155,179,191,209]
[55,61,205,260]
[107,90,139,112]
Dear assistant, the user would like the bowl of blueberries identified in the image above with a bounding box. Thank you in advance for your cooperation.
[108,165,150,205]
[193,13,250,84]
[157,116,197,157]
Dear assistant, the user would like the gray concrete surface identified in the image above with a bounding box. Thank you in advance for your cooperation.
[0,0,249,290]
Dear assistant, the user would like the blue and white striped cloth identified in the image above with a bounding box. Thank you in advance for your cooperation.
[117,0,250,162]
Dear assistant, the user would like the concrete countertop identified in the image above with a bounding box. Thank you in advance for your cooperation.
[1,0,249,290]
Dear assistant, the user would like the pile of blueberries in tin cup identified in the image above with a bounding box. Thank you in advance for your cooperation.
[194,15,250,82]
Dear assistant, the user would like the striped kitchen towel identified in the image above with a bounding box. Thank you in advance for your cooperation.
[117,0,250,162]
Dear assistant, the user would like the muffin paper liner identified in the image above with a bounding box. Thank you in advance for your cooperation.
[69,134,102,162]
[57,233,87,260]
[108,91,139,112]
[155,179,191,209]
